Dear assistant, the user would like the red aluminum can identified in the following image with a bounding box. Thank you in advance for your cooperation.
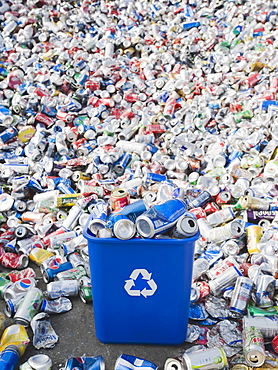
[190,207,207,219]
[146,124,166,134]
[0,230,15,248]
[196,281,210,299]
[0,252,29,269]
[239,263,252,277]
[110,188,130,211]
[8,267,36,282]
[272,335,278,354]
[204,202,220,215]
[215,191,232,205]
[33,87,50,97]
[35,112,54,126]
[56,111,74,123]
[42,228,66,248]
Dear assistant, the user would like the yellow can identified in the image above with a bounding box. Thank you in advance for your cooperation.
[0,324,29,356]
[246,225,263,254]
[29,247,54,265]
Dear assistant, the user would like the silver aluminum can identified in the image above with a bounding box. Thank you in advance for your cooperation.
[14,287,44,327]
[209,266,242,296]
[113,217,136,240]
[207,220,243,243]
[230,276,253,315]
[172,213,198,239]
[182,347,227,370]
[243,325,265,367]
[47,280,79,299]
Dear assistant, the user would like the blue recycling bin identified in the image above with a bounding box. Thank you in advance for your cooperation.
[83,215,199,345]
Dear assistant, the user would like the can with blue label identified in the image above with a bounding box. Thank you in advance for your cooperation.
[115,354,157,370]
[88,201,108,235]
[64,355,104,370]
[189,190,211,209]
[0,345,20,370]
[136,199,188,238]
[43,261,73,283]
[0,127,18,144]
[230,276,253,315]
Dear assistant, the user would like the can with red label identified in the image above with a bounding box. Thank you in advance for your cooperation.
[110,188,130,211]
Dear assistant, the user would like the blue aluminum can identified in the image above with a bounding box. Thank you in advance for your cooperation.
[189,190,211,209]
[65,355,104,370]
[43,261,73,283]
[136,199,187,238]
[0,345,20,370]
[89,201,108,235]
[115,354,157,370]
[143,173,167,184]
[0,127,18,144]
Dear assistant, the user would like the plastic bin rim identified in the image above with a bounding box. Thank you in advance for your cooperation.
[83,213,200,243]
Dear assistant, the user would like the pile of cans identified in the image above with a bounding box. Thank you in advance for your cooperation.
[0,0,278,368]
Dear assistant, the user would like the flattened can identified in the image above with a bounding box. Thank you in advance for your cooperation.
[243,326,265,367]
[230,276,253,315]
[64,356,105,370]
[47,280,79,299]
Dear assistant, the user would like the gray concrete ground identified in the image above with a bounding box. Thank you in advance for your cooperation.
[0,261,189,370]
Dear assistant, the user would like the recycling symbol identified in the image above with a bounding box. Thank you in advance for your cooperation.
[124,269,157,298]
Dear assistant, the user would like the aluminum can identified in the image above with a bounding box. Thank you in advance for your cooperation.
[164,347,227,370]
[246,225,263,254]
[247,210,277,226]
[272,334,278,354]
[47,280,79,299]
[110,188,130,211]
[230,276,253,315]
[189,191,211,209]
[239,196,270,210]
[43,261,73,283]
[0,277,12,298]
[78,276,92,304]
[116,354,157,370]
[67,252,84,268]
[88,201,108,235]
[0,324,29,356]
[190,207,206,219]
[0,344,20,370]
[14,288,44,327]
[64,356,105,370]
[243,326,265,367]
[207,256,239,280]
[206,208,235,227]
[244,317,278,338]
[55,266,87,281]
[221,240,241,256]
[28,354,52,370]
[3,278,36,302]
[207,220,243,243]
[171,212,198,239]
[0,127,18,144]
[215,191,232,205]
[113,215,136,240]
[136,199,188,238]
[255,275,276,308]
[209,266,242,296]
[143,173,167,184]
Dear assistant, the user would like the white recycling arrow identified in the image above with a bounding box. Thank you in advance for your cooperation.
[124,269,157,298]
[124,279,141,296]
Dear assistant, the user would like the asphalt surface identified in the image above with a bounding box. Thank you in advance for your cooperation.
[0,261,190,370]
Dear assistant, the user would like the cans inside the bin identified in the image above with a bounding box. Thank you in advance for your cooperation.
[83,215,200,345]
